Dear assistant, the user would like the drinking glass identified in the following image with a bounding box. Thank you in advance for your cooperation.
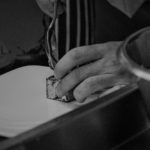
[117,27,150,116]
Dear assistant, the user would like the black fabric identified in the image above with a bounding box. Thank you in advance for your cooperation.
[55,0,95,60]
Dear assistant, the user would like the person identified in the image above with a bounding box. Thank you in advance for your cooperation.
[36,0,148,102]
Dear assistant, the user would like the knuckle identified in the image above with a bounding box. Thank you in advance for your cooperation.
[108,41,121,50]
[69,48,81,62]
[71,68,82,81]
[85,76,104,91]
[69,46,88,62]
[84,77,95,88]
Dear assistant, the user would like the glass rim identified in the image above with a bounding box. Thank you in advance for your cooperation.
[117,26,150,81]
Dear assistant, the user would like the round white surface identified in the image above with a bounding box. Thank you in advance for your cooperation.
[0,66,75,137]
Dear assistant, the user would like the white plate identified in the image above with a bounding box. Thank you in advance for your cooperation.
[0,66,76,137]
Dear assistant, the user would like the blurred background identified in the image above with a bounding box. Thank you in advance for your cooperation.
[0,0,48,73]
[0,0,43,53]
[0,0,150,74]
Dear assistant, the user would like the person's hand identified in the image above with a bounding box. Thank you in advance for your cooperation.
[35,0,65,17]
[54,42,135,103]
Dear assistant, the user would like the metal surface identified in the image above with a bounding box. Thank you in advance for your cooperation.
[0,85,150,150]
[116,128,150,150]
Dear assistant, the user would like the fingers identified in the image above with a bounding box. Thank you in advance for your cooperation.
[54,44,108,79]
[54,42,121,79]
[55,59,102,97]
[55,58,123,98]
[73,74,127,103]
[55,42,123,102]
